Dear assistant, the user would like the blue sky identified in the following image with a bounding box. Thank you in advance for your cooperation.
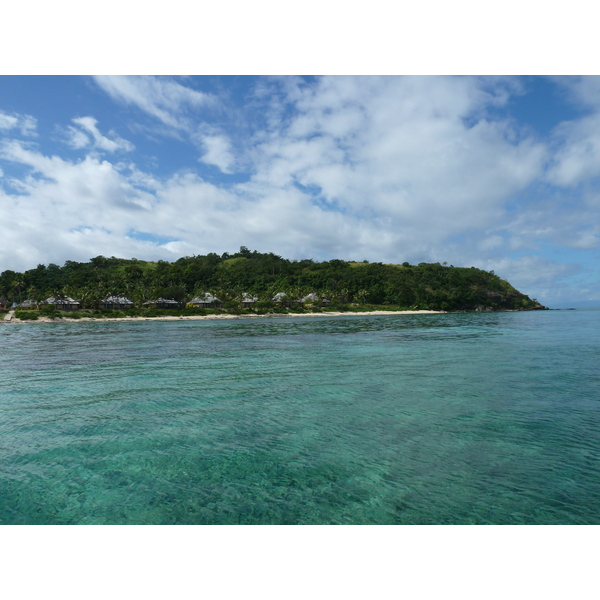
[1,75,600,307]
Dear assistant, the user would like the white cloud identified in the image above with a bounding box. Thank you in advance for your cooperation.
[199,135,234,173]
[0,143,163,269]
[495,189,600,254]
[66,116,134,152]
[94,76,227,166]
[0,109,37,136]
[0,140,154,216]
[250,76,547,246]
[570,229,600,249]
[545,77,600,186]
[65,126,90,149]
[478,235,504,251]
[93,76,215,130]
[0,112,18,130]
[484,255,574,288]
[0,77,550,270]
[552,75,600,109]
[546,113,600,186]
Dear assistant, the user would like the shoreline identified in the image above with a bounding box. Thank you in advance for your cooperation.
[2,309,446,324]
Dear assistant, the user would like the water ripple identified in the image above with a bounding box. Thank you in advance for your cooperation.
[1,311,600,523]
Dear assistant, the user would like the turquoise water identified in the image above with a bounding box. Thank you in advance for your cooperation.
[1,310,599,524]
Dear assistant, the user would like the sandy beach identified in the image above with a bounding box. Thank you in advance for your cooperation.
[2,309,445,324]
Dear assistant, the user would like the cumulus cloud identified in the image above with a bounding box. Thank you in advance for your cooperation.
[65,116,134,152]
[250,76,547,248]
[546,113,600,186]
[0,78,548,265]
[199,134,235,173]
[0,140,154,215]
[0,143,162,268]
[0,139,399,274]
[545,76,600,186]
[65,126,90,149]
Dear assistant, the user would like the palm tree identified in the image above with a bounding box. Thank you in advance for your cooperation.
[25,285,43,308]
[77,285,103,310]
[355,289,369,305]
[11,277,25,304]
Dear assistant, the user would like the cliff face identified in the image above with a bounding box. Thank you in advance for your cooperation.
[457,290,548,312]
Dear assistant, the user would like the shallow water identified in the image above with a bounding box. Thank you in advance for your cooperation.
[1,310,599,524]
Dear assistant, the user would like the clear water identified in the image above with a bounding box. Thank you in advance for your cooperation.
[1,310,599,524]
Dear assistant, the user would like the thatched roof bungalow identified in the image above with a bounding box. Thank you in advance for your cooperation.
[188,293,222,308]
[241,293,258,308]
[101,296,134,310]
[143,298,180,309]
[42,296,82,311]
[18,300,39,309]
[301,292,330,306]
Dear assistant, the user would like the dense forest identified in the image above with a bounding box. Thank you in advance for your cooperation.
[0,247,546,313]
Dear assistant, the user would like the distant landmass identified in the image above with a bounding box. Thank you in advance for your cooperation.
[551,301,600,310]
[0,248,547,313]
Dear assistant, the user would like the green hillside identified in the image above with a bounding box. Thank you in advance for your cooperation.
[0,247,546,312]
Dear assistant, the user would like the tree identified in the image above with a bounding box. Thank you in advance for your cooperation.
[355,289,369,304]
[11,277,26,304]
[25,285,43,307]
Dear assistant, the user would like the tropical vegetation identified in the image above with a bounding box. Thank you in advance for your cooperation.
[0,247,546,316]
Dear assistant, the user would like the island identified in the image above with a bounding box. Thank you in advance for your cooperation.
[0,248,547,322]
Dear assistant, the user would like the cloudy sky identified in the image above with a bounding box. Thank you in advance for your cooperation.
[1,75,599,307]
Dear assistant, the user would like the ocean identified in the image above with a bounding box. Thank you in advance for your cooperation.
[1,310,599,524]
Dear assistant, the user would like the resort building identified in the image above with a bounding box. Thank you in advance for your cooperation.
[143,298,181,309]
[42,296,82,311]
[188,293,222,308]
[272,292,287,303]
[18,300,39,309]
[0,296,8,310]
[301,292,330,306]
[241,293,258,307]
[100,296,134,310]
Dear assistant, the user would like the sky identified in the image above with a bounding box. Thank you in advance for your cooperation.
[1,75,600,308]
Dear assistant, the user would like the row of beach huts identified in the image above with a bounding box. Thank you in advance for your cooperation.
[1,292,330,311]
